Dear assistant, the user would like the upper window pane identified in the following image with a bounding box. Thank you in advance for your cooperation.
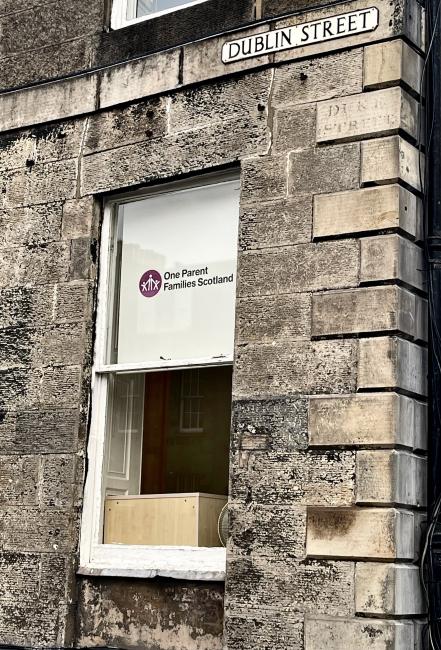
[109,177,240,366]
[131,0,196,19]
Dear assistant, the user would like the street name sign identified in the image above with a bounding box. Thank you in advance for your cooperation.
[222,7,379,64]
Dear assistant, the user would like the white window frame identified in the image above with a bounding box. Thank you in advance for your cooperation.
[79,174,238,581]
[111,0,210,30]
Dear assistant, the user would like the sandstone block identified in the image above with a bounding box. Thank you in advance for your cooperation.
[234,340,356,398]
[0,120,87,173]
[170,71,272,134]
[271,48,362,107]
[0,456,38,506]
[363,39,424,95]
[414,621,428,650]
[239,195,312,250]
[182,26,271,86]
[0,600,73,647]
[403,0,425,52]
[41,455,82,508]
[358,337,428,397]
[0,73,97,132]
[231,449,355,507]
[309,393,427,449]
[99,50,180,109]
[307,508,417,560]
[228,502,307,558]
[40,553,76,605]
[355,563,425,615]
[232,397,309,453]
[313,185,423,241]
[69,237,96,282]
[361,136,424,192]
[0,243,71,289]
[224,612,303,650]
[84,97,167,155]
[0,365,82,411]
[0,133,36,175]
[316,87,418,143]
[356,450,427,506]
[312,286,427,340]
[36,365,83,410]
[0,551,40,603]
[30,323,89,368]
[0,285,55,329]
[54,281,93,324]
[0,282,92,331]
[0,507,77,553]
[273,104,316,152]
[4,159,78,207]
[0,326,32,369]
[238,240,359,297]
[360,234,426,292]
[305,617,414,650]
[82,118,268,195]
[0,203,62,249]
[62,197,99,240]
[226,556,355,617]
[289,142,360,194]
[0,549,74,612]
[0,409,80,455]
[236,293,311,343]
[241,155,288,202]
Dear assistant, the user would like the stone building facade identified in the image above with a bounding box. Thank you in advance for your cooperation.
[0,0,428,648]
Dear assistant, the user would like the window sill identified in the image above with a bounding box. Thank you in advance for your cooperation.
[79,545,226,581]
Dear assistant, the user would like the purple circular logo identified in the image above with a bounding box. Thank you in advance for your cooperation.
[139,270,162,298]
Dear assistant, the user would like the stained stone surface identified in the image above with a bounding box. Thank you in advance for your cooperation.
[0,1,428,648]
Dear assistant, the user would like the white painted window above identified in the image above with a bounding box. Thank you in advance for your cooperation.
[111,0,210,29]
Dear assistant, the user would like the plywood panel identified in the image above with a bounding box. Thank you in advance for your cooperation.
[104,493,227,547]
[198,496,227,546]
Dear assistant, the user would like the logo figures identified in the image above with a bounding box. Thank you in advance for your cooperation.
[139,270,162,298]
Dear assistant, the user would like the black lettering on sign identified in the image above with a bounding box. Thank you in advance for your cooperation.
[348,14,357,31]
[300,25,310,42]
[280,29,293,46]
[336,16,346,33]
[228,42,241,60]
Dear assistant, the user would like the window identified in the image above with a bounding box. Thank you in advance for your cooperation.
[111,0,209,29]
[80,173,240,579]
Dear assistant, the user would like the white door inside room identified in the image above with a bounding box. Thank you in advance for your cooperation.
[104,373,145,496]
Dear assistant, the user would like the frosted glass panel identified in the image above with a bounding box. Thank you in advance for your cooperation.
[111,178,240,365]
[136,0,194,17]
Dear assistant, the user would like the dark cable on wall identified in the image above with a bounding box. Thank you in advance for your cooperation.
[421,0,441,645]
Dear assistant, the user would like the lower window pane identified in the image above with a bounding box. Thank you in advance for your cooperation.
[103,366,232,547]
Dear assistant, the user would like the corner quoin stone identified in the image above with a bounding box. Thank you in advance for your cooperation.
[361,135,423,192]
[311,286,427,341]
[309,393,427,450]
[316,87,418,143]
[313,184,423,241]
[305,616,415,650]
[358,337,428,397]
[363,39,424,95]
[360,234,426,291]
[306,508,418,560]
[356,450,427,506]
[355,563,425,616]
